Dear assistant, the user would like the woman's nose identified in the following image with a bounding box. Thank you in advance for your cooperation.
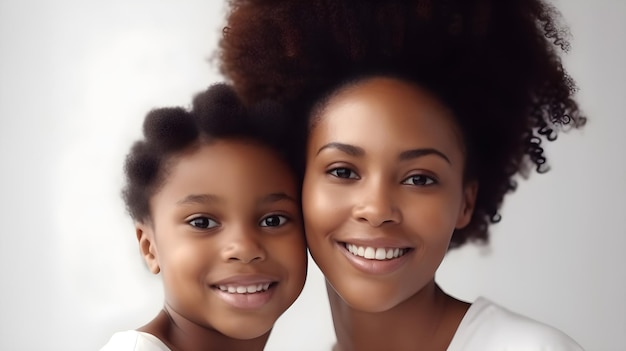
[351,179,401,227]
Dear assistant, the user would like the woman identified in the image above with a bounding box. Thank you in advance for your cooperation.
[219,1,586,349]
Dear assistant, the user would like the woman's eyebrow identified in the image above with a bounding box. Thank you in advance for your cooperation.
[316,142,364,156]
[316,142,450,164]
[398,148,451,164]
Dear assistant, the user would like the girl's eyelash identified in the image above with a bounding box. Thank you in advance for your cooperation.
[259,214,289,227]
[185,214,292,230]
[187,216,220,229]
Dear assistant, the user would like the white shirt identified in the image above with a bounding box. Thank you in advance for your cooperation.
[101,298,583,351]
[99,330,171,351]
[447,297,584,351]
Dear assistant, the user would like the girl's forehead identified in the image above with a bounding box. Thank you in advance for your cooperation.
[153,140,298,207]
[174,140,286,172]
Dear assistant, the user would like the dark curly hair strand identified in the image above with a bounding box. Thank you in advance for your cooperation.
[218,0,586,248]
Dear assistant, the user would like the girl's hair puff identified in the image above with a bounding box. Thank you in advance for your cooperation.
[122,83,299,222]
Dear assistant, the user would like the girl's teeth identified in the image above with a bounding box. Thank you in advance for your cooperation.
[346,243,406,260]
[218,283,272,294]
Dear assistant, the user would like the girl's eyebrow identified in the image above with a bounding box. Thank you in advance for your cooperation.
[177,194,221,205]
[316,142,450,164]
[259,192,298,205]
[316,142,364,156]
[177,193,297,206]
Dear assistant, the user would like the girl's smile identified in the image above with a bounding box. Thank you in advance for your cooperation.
[138,139,307,339]
[211,274,278,310]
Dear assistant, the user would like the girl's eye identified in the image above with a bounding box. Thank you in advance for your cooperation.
[259,215,288,227]
[188,217,219,229]
[402,174,437,186]
[328,167,359,179]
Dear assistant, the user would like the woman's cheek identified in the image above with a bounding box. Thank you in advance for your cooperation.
[304,181,343,233]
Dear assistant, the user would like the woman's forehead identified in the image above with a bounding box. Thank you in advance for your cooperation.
[311,77,465,154]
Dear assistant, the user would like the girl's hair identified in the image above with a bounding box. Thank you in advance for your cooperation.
[219,0,586,248]
[122,83,299,222]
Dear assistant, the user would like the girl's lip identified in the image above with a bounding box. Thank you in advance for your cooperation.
[212,282,277,310]
[210,274,280,310]
[211,274,278,286]
[335,241,413,275]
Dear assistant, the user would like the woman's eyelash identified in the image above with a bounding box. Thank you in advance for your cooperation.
[327,168,436,186]
[401,174,437,186]
[328,167,359,179]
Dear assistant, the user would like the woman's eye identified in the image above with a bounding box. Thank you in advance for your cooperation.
[260,215,288,227]
[188,217,219,229]
[328,167,359,179]
[402,174,437,186]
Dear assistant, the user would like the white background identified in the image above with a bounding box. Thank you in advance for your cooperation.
[0,1,624,350]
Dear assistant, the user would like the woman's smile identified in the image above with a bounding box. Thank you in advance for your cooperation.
[303,77,474,312]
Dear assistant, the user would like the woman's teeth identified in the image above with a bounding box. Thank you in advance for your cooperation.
[217,283,271,294]
[345,243,407,260]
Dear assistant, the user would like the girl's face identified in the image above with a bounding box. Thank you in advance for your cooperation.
[137,140,307,339]
[302,77,475,312]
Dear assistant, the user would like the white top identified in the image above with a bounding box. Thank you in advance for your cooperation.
[447,297,584,351]
[101,298,583,351]
[99,330,171,351]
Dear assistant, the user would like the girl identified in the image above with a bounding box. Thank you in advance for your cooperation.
[100,84,307,351]
[219,0,586,350]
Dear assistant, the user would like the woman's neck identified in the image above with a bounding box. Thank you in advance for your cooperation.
[328,281,469,351]
[138,307,270,351]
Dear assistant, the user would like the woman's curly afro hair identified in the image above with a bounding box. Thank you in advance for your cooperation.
[122,83,299,222]
[219,0,587,248]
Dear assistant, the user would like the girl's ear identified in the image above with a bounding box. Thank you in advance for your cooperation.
[136,222,160,274]
[456,181,478,229]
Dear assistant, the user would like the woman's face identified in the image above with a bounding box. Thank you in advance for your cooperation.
[138,140,307,339]
[302,77,475,312]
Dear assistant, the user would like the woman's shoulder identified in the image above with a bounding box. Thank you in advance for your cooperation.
[448,297,584,351]
[99,330,171,351]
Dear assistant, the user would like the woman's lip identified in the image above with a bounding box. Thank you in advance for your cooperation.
[336,241,413,275]
[336,237,413,249]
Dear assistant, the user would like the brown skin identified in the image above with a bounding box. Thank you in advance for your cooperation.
[302,77,477,351]
[136,139,307,351]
